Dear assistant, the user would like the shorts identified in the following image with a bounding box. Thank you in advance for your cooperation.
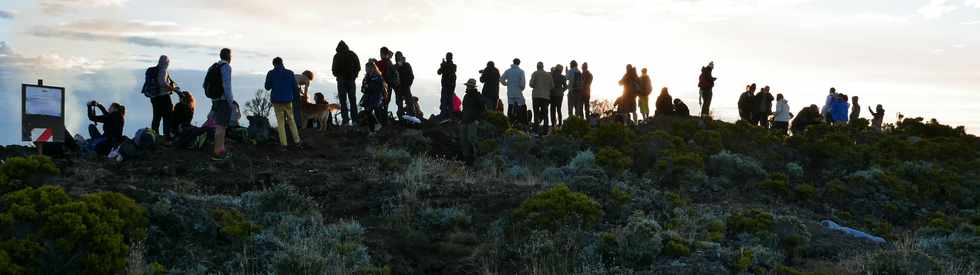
[211,100,231,127]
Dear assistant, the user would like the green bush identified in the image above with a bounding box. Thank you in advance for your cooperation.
[794,183,817,201]
[756,173,790,196]
[0,185,147,275]
[211,208,260,239]
[726,209,774,236]
[611,212,664,267]
[706,151,767,183]
[693,130,723,154]
[585,123,637,150]
[596,147,632,175]
[558,116,590,139]
[513,184,603,231]
[484,112,511,134]
[862,250,942,275]
[0,155,60,194]
[661,232,691,257]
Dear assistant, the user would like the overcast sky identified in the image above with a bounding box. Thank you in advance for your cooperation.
[1,0,978,144]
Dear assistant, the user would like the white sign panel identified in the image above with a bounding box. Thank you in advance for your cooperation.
[25,86,63,117]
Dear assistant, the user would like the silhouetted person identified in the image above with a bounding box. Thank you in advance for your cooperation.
[581,62,593,117]
[566,61,584,118]
[480,61,501,111]
[550,65,568,127]
[850,96,861,122]
[395,51,415,117]
[791,105,821,136]
[698,61,716,118]
[869,104,885,132]
[772,93,792,134]
[673,98,690,117]
[654,87,673,117]
[376,47,399,112]
[639,68,654,119]
[755,85,774,127]
[294,70,314,127]
[143,55,178,140]
[530,61,554,130]
[461,78,484,163]
[203,48,234,160]
[438,52,457,117]
[500,58,527,123]
[87,100,125,156]
[265,57,302,149]
[821,87,836,123]
[618,65,640,123]
[831,94,850,124]
[170,91,195,135]
[332,41,361,126]
[362,59,388,131]
[737,84,756,122]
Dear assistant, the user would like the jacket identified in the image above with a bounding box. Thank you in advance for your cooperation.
[211,60,234,103]
[655,94,673,116]
[640,75,653,97]
[550,70,567,98]
[361,73,387,108]
[377,58,399,90]
[774,99,791,122]
[674,101,690,117]
[698,66,715,90]
[566,68,583,94]
[757,92,774,113]
[500,65,526,104]
[737,91,754,119]
[89,105,124,146]
[529,69,553,99]
[850,103,860,121]
[462,87,485,123]
[480,67,501,100]
[831,100,849,122]
[582,70,593,98]
[397,62,414,89]
[438,61,457,86]
[821,94,835,115]
[265,64,299,103]
[332,41,361,81]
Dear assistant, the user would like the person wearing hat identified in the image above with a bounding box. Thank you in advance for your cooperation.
[395,51,415,117]
[698,61,716,118]
[461,78,484,163]
[376,47,399,111]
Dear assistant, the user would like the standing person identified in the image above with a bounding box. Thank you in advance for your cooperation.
[529,62,554,131]
[264,57,302,149]
[737,84,756,122]
[203,48,234,161]
[831,94,850,124]
[821,87,837,123]
[86,101,125,156]
[142,55,178,140]
[500,58,527,122]
[294,70,314,127]
[549,65,568,127]
[654,87,673,117]
[437,52,457,117]
[362,59,388,132]
[394,51,415,117]
[480,61,501,111]
[617,65,640,123]
[869,104,885,132]
[756,86,774,128]
[639,68,654,119]
[461,78,485,163]
[698,61,716,118]
[332,40,361,126]
[376,47,399,113]
[581,62,593,117]
[566,60,584,118]
[850,96,861,122]
[772,93,792,134]
[673,99,690,117]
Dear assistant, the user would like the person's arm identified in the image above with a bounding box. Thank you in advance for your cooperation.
[221,63,233,103]
[405,63,414,86]
[518,72,526,91]
[290,74,301,98]
[264,71,273,91]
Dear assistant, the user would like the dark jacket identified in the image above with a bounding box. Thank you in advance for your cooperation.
[550,70,568,99]
[582,70,593,98]
[738,91,754,120]
[792,107,820,133]
[264,64,299,103]
[480,67,501,102]
[172,102,194,129]
[332,41,361,81]
[756,92,774,113]
[462,87,485,123]
[438,61,457,86]
[376,58,399,90]
[655,93,673,116]
[397,62,414,90]
[361,73,387,109]
[89,105,124,146]
[698,66,716,90]
[674,101,690,117]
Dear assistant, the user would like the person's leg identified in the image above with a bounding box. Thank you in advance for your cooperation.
[157,95,174,138]
[567,93,574,119]
[214,126,226,156]
[293,97,304,129]
[89,124,102,139]
[556,96,564,126]
[395,89,405,117]
[273,103,289,146]
[151,96,164,134]
[284,103,301,145]
[702,90,713,118]
[337,81,351,125]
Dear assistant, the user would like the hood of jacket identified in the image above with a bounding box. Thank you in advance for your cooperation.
[336,41,349,53]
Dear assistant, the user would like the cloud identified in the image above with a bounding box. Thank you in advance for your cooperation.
[0,41,105,73]
[963,20,980,24]
[0,10,15,19]
[40,0,128,14]
[29,19,229,51]
[918,0,958,19]
[966,0,980,8]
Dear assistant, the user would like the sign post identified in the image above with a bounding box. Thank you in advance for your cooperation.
[22,80,66,154]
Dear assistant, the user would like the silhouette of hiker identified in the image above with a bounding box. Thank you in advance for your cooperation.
[480,61,501,112]
[395,51,415,118]
[332,41,361,126]
[698,61,716,118]
[437,52,457,118]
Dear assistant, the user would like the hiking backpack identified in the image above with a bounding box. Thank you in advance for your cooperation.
[141,66,160,97]
[204,62,225,99]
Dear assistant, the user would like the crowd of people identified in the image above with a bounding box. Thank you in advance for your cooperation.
[81,42,889,161]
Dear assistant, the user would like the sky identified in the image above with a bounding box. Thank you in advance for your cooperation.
[1,0,978,145]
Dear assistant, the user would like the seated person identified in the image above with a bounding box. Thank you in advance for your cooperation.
[170,91,196,136]
[673,99,690,117]
[87,100,125,156]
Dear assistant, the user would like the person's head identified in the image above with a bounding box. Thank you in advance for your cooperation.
[537,61,544,70]
[661,87,669,96]
[109,103,125,116]
[809,104,819,110]
[555,64,564,72]
[219,48,231,62]
[513,58,520,65]
[708,61,714,68]
[395,51,405,63]
[486,61,495,68]
[445,52,453,61]
[302,70,314,81]
[464,78,478,89]
[625,64,632,71]
[641,68,648,75]
[876,104,884,111]
[674,98,682,105]
[750,83,757,91]
[582,62,589,70]
[272,57,283,67]
[830,87,836,94]
[777,93,784,100]
[380,47,392,59]
[570,60,578,68]
[158,55,169,67]
[842,95,849,102]
[852,96,859,103]
[366,59,380,75]
[314,92,326,104]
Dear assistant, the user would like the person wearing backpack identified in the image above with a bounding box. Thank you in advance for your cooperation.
[529,61,553,131]
[437,52,457,118]
[265,57,303,149]
[142,55,178,140]
[500,58,527,124]
[549,65,567,127]
[203,48,235,161]
[698,61,716,118]
[479,61,501,112]
[395,51,415,118]
[332,41,361,126]
[639,68,654,120]
[582,62,593,117]
[362,59,388,132]
[566,60,584,118]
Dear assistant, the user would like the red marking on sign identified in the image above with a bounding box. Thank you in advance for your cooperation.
[35,128,53,143]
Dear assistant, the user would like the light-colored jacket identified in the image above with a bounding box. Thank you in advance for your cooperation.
[774,99,792,122]
[529,69,553,99]
[500,65,526,106]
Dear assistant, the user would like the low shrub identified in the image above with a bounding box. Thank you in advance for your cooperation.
[513,184,603,231]
[416,207,471,231]
[726,208,774,236]
[794,183,817,201]
[210,208,260,239]
[484,112,511,134]
[0,155,60,194]
[756,173,790,196]
[862,249,942,275]
[374,148,413,171]
[558,116,590,139]
[585,123,637,150]
[596,147,632,175]
[706,151,767,183]
[661,232,691,257]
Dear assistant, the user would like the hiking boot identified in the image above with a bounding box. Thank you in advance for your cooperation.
[211,152,231,161]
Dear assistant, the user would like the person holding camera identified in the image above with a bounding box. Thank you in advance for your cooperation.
[479,61,501,111]
[437,52,457,117]
[141,55,178,140]
[87,100,126,156]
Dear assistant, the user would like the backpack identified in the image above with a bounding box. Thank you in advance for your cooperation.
[204,62,225,99]
[570,72,584,92]
[141,66,160,97]
[134,128,158,148]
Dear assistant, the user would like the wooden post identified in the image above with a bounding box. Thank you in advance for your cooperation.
[35,79,44,156]
[37,79,43,86]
